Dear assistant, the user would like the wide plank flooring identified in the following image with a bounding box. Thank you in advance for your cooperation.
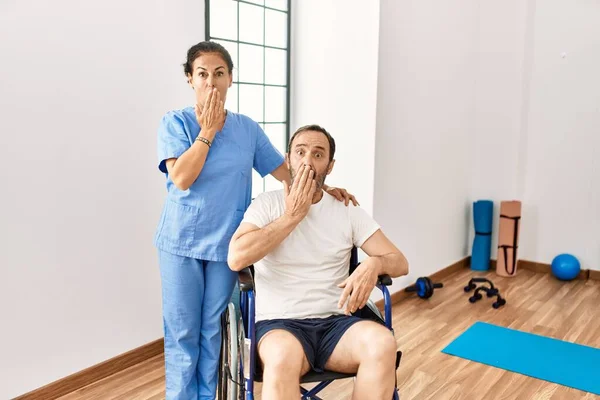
[57,268,600,400]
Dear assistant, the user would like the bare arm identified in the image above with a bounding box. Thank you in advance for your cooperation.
[227,216,300,271]
[228,164,316,271]
[338,229,409,314]
[165,142,210,190]
[166,89,224,190]
[360,229,409,278]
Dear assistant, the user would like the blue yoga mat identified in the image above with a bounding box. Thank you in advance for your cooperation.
[471,200,493,271]
[442,321,600,395]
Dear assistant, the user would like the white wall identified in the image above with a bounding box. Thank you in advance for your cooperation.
[469,0,600,271]
[519,0,600,271]
[467,0,533,260]
[290,0,380,216]
[373,0,478,295]
[0,1,203,397]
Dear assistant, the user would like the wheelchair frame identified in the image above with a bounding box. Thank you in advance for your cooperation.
[219,247,401,400]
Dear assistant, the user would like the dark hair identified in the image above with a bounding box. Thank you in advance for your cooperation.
[183,41,234,76]
[288,125,336,162]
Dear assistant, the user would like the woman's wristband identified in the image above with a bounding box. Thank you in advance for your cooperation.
[196,136,212,148]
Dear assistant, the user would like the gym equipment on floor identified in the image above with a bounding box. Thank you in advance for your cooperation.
[551,253,581,281]
[464,277,506,309]
[464,277,499,296]
[442,321,600,395]
[405,277,443,299]
[496,200,522,277]
[471,200,493,271]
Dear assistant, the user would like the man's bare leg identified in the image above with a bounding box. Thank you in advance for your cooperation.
[324,321,397,400]
[258,330,311,400]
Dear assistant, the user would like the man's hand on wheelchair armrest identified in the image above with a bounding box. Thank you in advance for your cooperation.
[238,267,255,292]
[359,229,409,288]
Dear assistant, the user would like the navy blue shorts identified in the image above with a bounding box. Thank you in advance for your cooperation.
[256,314,363,373]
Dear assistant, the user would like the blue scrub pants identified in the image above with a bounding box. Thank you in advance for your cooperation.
[159,250,238,400]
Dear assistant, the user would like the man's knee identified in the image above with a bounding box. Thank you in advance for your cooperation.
[259,330,307,374]
[361,325,397,365]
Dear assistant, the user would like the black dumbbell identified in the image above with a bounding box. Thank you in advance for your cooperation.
[464,277,499,297]
[405,277,443,299]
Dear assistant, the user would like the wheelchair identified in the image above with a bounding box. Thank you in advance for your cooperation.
[218,247,402,400]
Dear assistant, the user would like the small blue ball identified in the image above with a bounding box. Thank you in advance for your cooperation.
[551,253,581,281]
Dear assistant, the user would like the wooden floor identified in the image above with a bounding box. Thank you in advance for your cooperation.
[57,268,600,400]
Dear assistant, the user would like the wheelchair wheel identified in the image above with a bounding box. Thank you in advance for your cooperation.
[218,302,245,400]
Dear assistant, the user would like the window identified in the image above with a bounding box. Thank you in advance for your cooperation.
[206,0,291,198]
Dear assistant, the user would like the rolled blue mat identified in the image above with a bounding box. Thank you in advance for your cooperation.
[471,200,493,271]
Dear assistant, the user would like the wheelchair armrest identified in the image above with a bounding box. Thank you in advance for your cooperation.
[238,267,255,292]
[378,274,392,286]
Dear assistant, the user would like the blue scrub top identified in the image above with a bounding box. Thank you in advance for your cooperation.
[154,107,285,262]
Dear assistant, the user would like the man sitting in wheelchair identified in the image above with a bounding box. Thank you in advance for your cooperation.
[228,124,409,400]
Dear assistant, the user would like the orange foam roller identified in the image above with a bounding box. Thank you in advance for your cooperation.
[496,200,522,277]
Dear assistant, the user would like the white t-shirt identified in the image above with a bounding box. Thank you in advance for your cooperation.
[241,189,380,322]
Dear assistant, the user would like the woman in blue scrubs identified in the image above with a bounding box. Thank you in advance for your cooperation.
[155,41,357,399]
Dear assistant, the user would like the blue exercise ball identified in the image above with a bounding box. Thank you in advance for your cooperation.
[551,254,580,281]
